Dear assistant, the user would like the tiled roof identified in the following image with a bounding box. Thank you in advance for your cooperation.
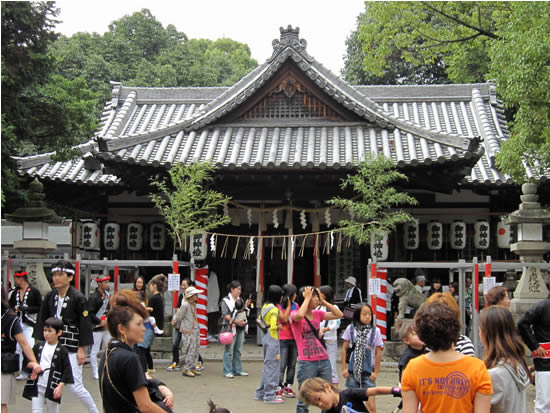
[96,124,472,170]
[16,26,527,187]
[14,141,121,186]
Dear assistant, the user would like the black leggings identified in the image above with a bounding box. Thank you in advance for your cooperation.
[136,346,154,372]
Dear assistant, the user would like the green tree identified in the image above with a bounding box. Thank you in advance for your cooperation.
[48,9,258,102]
[1,1,99,205]
[489,2,550,182]
[342,11,449,85]
[149,162,231,252]
[350,1,550,182]
[328,154,417,246]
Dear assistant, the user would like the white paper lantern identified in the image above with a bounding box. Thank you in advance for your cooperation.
[427,221,443,250]
[450,220,467,250]
[370,231,389,261]
[104,223,120,251]
[82,221,100,251]
[190,231,207,260]
[474,220,490,249]
[127,223,143,251]
[403,222,419,250]
[150,223,166,251]
[496,220,511,249]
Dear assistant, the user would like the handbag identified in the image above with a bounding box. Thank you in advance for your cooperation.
[343,306,355,320]
[1,352,20,374]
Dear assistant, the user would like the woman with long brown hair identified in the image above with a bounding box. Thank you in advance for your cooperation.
[479,305,530,413]
[99,290,174,413]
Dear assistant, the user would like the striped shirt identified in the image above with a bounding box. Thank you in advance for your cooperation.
[456,334,475,356]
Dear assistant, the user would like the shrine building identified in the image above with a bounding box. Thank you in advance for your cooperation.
[9,26,545,299]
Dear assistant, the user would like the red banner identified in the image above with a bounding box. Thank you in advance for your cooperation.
[375,268,388,342]
[194,267,209,347]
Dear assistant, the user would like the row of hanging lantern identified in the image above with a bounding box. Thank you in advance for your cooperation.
[73,221,167,252]
[403,220,512,251]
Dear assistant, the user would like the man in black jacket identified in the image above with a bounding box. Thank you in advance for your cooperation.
[88,275,111,380]
[9,270,42,378]
[34,261,99,413]
[518,294,550,413]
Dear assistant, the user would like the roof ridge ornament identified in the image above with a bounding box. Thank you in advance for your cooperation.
[270,25,308,60]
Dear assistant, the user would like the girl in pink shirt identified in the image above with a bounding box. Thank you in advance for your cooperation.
[290,287,343,413]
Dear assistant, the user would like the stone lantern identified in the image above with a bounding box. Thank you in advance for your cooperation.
[504,183,550,319]
[6,178,64,295]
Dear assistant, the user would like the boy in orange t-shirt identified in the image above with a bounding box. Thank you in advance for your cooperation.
[401,302,492,413]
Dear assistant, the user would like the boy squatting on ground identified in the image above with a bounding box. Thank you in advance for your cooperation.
[23,317,74,413]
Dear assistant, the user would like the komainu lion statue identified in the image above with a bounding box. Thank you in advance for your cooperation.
[393,277,427,321]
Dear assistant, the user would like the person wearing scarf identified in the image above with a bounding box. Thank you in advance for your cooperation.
[341,303,384,413]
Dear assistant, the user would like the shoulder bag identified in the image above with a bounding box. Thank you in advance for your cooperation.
[303,315,326,349]
[256,304,275,334]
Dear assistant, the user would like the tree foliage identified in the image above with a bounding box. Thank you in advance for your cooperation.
[489,2,550,182]
[342,11,449,85]
[49,9,258,105]
[328,154,417,246]
[149,162,231,252]
[347,1,550,182]
[1,1,99,205]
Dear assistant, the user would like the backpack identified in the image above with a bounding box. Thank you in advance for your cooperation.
[256,304,275,334]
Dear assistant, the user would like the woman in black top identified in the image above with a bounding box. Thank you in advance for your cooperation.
[1,286,41,411]
[136,274,166,373]
[99,290,174,413]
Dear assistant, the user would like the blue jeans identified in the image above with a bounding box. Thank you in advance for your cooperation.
[279,339,298,386]
[172,328,182,363]
[296,358,332,413]
[345,372,376,389]
[137,324,155,349]
[223,328,245,375]
[255,334,281,401]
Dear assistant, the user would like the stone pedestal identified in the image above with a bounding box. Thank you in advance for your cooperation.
[505,183,550,321]
[13,239,56,296]
[6,178,64,296]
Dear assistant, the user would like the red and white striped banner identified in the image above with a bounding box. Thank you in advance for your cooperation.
[375,268,388,342]
[194,267,209,347]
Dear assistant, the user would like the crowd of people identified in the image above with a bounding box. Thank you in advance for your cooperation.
[1,262,549,413]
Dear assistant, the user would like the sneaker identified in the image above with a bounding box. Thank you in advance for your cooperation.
[182,370,196,377]
[276,388,284,398]
[264,397,284,404]
[224,373,234,379]
[166,363,180,371]
[153,326,164,335]
[146,369,156,375]
[254,395,263,401]
[195,362,204,371]
[192,369,202,376]
[16,373,28,381]
[235,371,248,376]
[283,387,296,398]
